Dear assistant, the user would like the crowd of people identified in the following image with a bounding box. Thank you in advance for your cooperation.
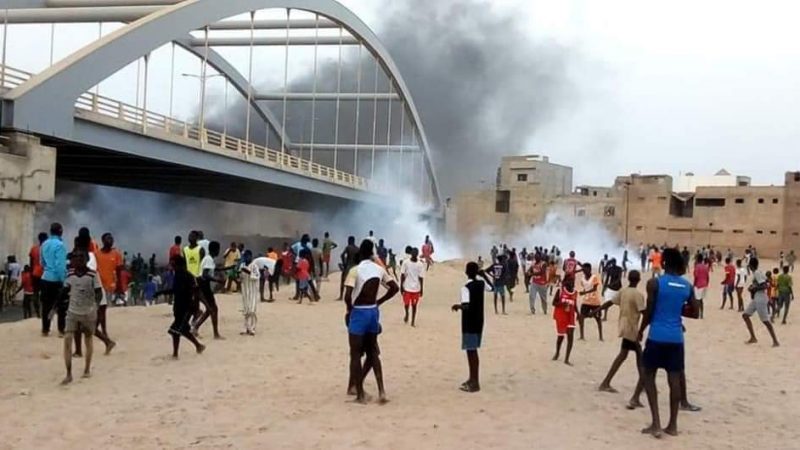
[3,224,435,390]
[462,241,794,438]
[3,224,796,439]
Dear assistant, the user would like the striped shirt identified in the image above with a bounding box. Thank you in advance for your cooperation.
[64,269,98,315]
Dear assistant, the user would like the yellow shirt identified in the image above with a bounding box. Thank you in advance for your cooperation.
[224,249,240,268]
[579,273,601,306]
[183,245,202,277]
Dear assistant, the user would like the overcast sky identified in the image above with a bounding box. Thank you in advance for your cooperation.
[5,0,799,190]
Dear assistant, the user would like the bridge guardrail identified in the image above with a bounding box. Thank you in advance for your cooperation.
[1,65,373,193]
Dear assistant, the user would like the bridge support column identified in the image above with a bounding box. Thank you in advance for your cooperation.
[0,133,56,262]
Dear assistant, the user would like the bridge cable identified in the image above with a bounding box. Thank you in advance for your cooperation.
[245,11,254,156]
[370,55,378,179]
[333,25,343,171]
[199,25,209,144]
[280,8,290,160]
[1,1,8,87]
[353,43,362,176]
[310,13,319,164]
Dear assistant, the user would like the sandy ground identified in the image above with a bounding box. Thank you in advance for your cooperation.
[1,261,798,450]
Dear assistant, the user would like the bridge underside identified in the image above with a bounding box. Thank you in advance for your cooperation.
[51,143,356,213]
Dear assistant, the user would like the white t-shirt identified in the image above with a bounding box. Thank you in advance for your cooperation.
[736,267,748,287]
[401,260,425,293]
[198,239,210,255]
[252,257,277,276]
[200,255,215,275]
[345,260,392,301]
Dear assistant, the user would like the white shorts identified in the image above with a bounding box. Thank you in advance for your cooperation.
[603,289,619,302]
[693,287,707,300]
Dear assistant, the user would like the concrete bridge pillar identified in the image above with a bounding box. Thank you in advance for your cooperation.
[0,133,56,263]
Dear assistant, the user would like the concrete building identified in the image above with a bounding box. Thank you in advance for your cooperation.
[623,173,796,255]
[447,155,799,257]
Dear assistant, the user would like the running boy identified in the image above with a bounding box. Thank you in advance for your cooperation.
[452,261,494,392]
[155,256,205,358]
[742,258,780,345]
[552,275,578,365]
[720,257,736,310]
[577,263,603,341]
[595,270,646,401]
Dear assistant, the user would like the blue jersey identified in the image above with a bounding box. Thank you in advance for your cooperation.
[648,274,691,344]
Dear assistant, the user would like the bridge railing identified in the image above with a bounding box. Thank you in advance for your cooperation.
[1,65,374,192]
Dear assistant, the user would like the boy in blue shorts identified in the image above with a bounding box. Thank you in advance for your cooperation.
[452,262,494,392]
[344,240,399,404]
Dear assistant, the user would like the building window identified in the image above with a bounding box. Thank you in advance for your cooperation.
[604,206,616,217]
[696,198,726,207]
[593,191,597,197]
[735,198,744,204]
[758,198,765,204]
[794,232,800,236]
[756,230,764,235]
[773,198,779,204]
[495,190,510,213]
[670,196,694,218]
[770,231,778,235]
[577,209,586,217]
[658,196,668,200]
[636,226,644,231]
[732,230,744,234]
[656,226,667,231]
[795,172,800,182]
[517,174,528,182]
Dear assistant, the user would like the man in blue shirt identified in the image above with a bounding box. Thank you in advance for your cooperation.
[40,222,67,336]
[637,248,700,439]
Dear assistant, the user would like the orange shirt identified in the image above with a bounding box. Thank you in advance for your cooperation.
[95,248,123,292]
[651,252,663,269]
[267,251,279,260]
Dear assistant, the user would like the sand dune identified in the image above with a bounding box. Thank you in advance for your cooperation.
[0,261,798,449]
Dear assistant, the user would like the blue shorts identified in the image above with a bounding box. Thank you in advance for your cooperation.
[462,333,482,350]
[494,284,506,295]
[348,307,381,336]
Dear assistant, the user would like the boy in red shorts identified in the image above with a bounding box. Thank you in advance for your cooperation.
[400,248,425,326]
[552,276,578,365]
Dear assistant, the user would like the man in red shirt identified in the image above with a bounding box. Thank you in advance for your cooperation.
[168,235,182,263]
[528,253,549,314]
[562,251,580,283]
[20,265,38,318]
[692,256,710,319]
[720,257,736,310]
[28,232,48,310]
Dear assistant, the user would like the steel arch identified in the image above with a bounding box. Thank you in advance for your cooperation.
[2,0,441,207]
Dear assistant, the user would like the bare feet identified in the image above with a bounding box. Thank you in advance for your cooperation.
[347,386,357,396]
[72,352,82,358]
[641,425,663,439]
[772,341,780,347]
[60,375,73,385]
[82,371,91,379]
[745,338,758,344]
[680,403,702,412]
[378,393,390,404]
[564,360,573,366]
[105,341,116,355]
[214,335,225,340]
[551,354,559,361]
[172,354,179,360]
[663,425,678,436]
[626,400,644,410]
[196,344,206,354]
[598,385,618,393]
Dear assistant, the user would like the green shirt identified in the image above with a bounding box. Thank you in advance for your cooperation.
[777,274,793,295]
[322,238,337,256]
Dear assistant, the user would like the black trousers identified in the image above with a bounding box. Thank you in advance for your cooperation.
[40,280,65,334]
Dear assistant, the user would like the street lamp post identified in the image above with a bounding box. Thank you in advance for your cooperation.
[624,181,632,246]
